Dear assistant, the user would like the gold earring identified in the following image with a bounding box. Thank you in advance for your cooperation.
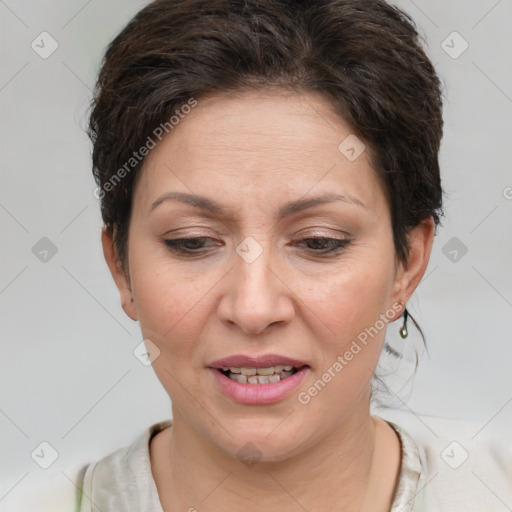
[399,307,409,339]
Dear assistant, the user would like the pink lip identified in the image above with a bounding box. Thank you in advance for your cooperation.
[207,354,310,405]
[210,367,309,405]
[208,353,308,369]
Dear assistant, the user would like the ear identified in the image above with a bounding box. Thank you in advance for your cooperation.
[101,227,139,321]
[391,216,435,309]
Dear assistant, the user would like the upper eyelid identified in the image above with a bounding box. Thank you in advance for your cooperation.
[164,224,351,237]
[164,234,350,243]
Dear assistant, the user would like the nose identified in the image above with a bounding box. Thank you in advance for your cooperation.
[217,241,295,336]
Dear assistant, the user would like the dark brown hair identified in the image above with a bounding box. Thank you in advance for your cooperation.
[89,0,444,270]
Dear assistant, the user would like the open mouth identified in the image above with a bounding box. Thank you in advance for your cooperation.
[218,365,303,384]
[209,356,310,404]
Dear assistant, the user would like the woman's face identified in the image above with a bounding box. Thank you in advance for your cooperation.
[105,90,432,461]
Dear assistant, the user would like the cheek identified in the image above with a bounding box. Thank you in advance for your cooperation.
[129,250,216,351]
[130,262,214,399]
[294,268,395,416]
[297,259,395,344]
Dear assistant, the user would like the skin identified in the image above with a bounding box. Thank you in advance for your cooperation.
[102,89,434,511]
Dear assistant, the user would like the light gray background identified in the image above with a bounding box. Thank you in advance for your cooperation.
[1,0,511,506]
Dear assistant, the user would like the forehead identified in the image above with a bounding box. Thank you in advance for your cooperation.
[167,89,358,161]
[135,89,386,217]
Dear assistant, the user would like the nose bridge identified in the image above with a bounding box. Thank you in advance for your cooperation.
[234,235,275,302]
[220,235,294,334]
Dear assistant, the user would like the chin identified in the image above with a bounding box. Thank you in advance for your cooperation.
[214,420,313,465]
[228,438,300,465]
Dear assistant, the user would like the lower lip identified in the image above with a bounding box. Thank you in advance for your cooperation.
[209,367,309,405]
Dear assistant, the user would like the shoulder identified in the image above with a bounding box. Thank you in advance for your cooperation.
[378,408,512,512]
[3,420,172,512]
[78,419,172,511]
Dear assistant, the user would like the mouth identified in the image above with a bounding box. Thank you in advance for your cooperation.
[208,354,310,404]
[218,365,302,384]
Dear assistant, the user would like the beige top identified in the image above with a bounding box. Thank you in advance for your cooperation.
[6,412,511,511]
[75,415,511,512]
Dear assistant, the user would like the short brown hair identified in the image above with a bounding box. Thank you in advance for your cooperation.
[89,0,444,269]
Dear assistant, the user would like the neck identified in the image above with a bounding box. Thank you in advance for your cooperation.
[150,398,399,512]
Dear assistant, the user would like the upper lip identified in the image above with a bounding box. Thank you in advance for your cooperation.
[208,354,308,369]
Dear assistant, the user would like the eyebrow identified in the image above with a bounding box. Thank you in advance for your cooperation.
[149,191,367,220]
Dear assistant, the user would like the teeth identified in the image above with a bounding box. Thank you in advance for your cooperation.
[224,365,297,375]
[256,367,274,376]
[223,366,299,384]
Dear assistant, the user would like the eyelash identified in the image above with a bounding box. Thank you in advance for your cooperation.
[163,236,351,257]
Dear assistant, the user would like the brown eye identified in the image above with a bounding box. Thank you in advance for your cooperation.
[164,237,218,254]
[295,237,351,256]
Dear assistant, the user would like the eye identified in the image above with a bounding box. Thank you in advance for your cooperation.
[164,237,219,255]
[293,237,351,256]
